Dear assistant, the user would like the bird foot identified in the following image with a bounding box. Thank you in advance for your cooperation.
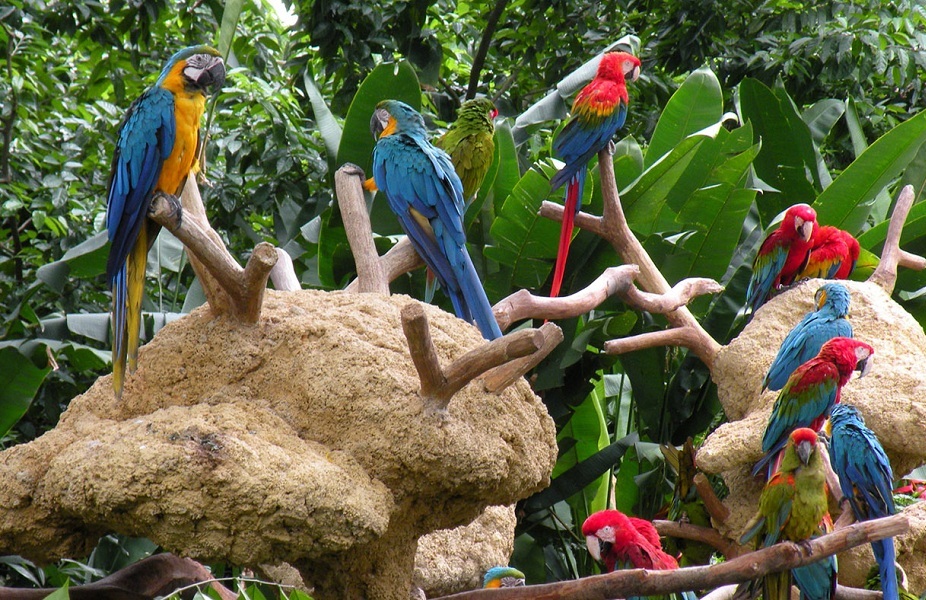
[150,191,183,229]
[797,539,814,555]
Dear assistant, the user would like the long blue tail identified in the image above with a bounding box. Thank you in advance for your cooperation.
[458,250,502,340]
[874,538,898,600]
[793,552,836,600]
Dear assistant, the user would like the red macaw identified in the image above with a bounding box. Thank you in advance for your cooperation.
[754,336,873,477]
[370,100,502,340]
[740,428,834,600]
[828,404,897,600]
[797,225,860,280]
[763,282,853,392]
[548,52,641,298]
[106,46,226,398]
[746,204,818,315]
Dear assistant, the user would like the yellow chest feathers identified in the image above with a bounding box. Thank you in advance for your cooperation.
[157,65,208,195]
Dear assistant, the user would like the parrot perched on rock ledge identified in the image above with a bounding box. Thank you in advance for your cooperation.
[370,99,502,340]
[548,51,641,298]
[482,566,525,588]
[106,45,226,399]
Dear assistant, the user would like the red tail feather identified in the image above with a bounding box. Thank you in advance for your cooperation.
[550,180,580,298]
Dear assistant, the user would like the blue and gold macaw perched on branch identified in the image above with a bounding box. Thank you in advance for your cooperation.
[370,100,502,340]
[106,46,226,398]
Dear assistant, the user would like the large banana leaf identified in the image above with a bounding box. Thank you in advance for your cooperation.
[645,67,723,168]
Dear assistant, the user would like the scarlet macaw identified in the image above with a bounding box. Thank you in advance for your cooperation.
[740,428,834,600]
[754,336,873,477]
[828,404,898,600]
[548,52,641,298]
[746,204,818,315]
[106,46,226,398]
[425,97,498,302]
[583,509,697,600]
[482,566,525,588]
[797,225,860,280]
[370,100,502,340]
[763,283,853,392]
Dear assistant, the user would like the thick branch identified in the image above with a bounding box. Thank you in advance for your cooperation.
[869,185,924,293]
[653,520,743,559]
[465,0,510,99]
[337,163,389,294]
[539,151,722,368]
[270,247,301,291]
[345,237,424,293]
[693,473,731,526]
[150,180,276,323]
[0,554,237,600]
[482,322,564,393]
[401,303,556,406]
[433,515,907,599]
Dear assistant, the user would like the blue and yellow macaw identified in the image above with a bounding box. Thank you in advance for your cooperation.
[106,46,226,398]
[828,404,898,600]
[763,283,853,392]
[369,100,502,340]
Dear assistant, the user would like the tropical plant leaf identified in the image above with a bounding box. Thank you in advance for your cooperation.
[217,0,245,59]
[0,347,52,437]
[36,231,109,292]
[303,69,343,168]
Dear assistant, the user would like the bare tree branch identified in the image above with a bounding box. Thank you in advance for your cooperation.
[692,473,730,526]
[538,150,722,368]
[466,0,510,99]
[337,163,389,294]
[432,515,907,599]
[653,520,744,559]
[150,179,276,323]
[482,322,564,393]
[869,184,925,293]
[400,303,558,407]
[270,247,301,292]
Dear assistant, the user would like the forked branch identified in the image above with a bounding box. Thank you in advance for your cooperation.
[148,178,276,323]
[400,303,559,406]
[869,184,926,293]
[539,149,722,368]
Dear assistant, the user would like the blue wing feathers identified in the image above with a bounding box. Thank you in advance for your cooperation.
[550,102,627,191]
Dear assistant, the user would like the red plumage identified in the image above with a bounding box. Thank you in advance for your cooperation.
[798,225,860,280]
[747,204,818,313]
[548,52,640,298]
[582,509,679,572]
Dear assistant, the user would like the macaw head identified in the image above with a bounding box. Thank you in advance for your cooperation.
[482,566,526,588]
[598,51,642,85]
[828,403,864,435]
[818,337,873,383]
[582,509,634,569]
[788,427,819,465]
[458,96,498,127]
[370,99,426,140]
[157,45,226,95]
[815,282,851,315]
[782,203,817,243]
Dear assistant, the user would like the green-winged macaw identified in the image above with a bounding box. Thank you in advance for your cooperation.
[425,97,498,302]
[105,46,226,399]
[583,509,697,600]
[482,566,525,588]
[797,225,861,280]
[828,404,898,600]
[369,100,502,340]
[763,283,853,392]
[746,204,818,316]
[754,336,873,477]
[548,52,641,298]
[740,428,834,600]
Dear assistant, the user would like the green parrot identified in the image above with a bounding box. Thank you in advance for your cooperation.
[435,97,497,202]
[739,428,834,600]
[424,97,497,302]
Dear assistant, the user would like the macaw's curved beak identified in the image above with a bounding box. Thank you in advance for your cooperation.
[796,217,815,243]
[796,439,814,465]
[370,107,392,140]
[585,534,610,563]
[856,354,872,378]
[195,55,226,94]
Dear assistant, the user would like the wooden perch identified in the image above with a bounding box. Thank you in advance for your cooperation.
[400,303,560,406]
[148,178,277,323]
[692,472,730,526]
[653,520,743,559]
[0,553,237,600]
[869,184,926,293]
[433,514,907,600]
[539,149,722,368]
[492,265,722,331]
[337,163,425,294]
[270,247,301,292]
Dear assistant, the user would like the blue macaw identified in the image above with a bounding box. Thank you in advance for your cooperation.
[106,46,226,398]
[828,404,898,600]
[763,283,853,392]
[369,100,502,340]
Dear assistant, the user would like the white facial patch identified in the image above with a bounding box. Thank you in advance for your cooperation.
[624,60,641,81]
[183,65,205,81]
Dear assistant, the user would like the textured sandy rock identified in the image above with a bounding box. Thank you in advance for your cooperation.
[414,505,517,596]
[699,279,926,590]
[0,290,558,600]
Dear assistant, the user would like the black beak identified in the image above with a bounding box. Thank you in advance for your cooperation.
[370,107,390,140]
[857,355,872,378]
[195,56,226,94]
